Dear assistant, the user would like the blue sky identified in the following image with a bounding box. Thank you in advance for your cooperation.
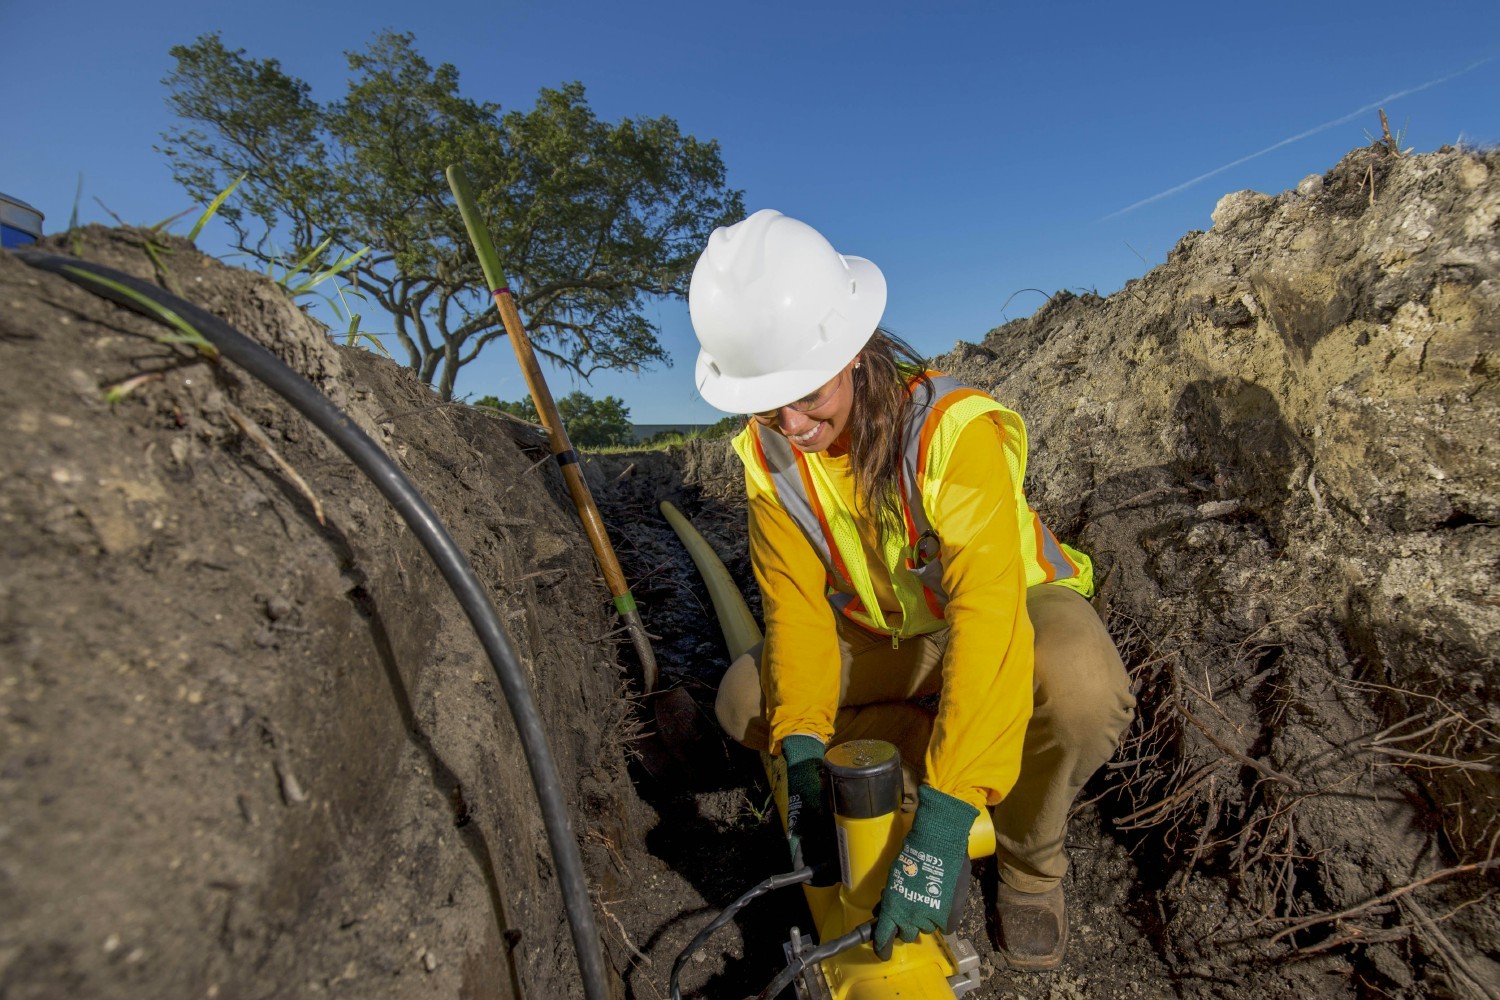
[4,1,1497,423]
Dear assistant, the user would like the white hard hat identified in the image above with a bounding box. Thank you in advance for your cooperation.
[689,209,886,414]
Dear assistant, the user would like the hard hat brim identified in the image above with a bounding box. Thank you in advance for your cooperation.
[693,255,886,414]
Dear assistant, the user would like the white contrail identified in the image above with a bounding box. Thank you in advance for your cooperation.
[1101,52,1499,222]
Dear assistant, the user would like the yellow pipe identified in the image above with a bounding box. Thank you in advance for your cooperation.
[658,501,762,659]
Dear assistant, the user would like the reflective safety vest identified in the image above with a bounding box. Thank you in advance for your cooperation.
[732,372,1094,639]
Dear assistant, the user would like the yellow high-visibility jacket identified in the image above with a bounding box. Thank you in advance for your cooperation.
[732,372,1092,811]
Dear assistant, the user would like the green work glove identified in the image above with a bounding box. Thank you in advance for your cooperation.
[782,735,838,886]
[873,785,979,960]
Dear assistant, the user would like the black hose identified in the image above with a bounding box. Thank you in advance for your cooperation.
[669,867,812,1000]
[16,251,610,1000]
[753,921,872,1000]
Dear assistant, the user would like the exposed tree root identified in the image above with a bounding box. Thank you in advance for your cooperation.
[1098,605,1500,982]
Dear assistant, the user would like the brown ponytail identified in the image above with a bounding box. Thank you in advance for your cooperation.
[846,328,932,539]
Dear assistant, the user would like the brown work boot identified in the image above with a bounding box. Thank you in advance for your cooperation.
[995,881,1067,970]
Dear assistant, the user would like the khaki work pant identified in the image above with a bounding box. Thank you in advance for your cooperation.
[715,584,1135,893]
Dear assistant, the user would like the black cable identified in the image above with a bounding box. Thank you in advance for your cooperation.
[753,921,873,1000]
[669,867,812,1000]
[17,251,610,1000]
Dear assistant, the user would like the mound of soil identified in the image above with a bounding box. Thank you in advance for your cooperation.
[935,143,1499,996]
[2,141,1495,1000]
[0,228,656,999]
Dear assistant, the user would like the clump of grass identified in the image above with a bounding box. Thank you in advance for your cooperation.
[85,186,209,291]
[71,172,387,361]
[327,281,391,357]
[270,236,368,298]
[187,174,385,354]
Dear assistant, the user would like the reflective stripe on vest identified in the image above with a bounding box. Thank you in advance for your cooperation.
[733,372,1092,638]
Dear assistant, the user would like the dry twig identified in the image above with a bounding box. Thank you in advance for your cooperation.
[1269,857,1500,945]
[501,452,557,496]
[1378,109,1404,158]
[598,896,655,972]
[227,405,325,525]
[1289,924,1409,957]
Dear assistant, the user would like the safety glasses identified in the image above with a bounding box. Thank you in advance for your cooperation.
[751,370,847,422]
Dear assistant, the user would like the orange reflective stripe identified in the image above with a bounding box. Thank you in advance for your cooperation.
[903,369,939,393]
[831,592,891,636]
[794,450,855,589]
[921,578,945,620]
[750,423,838,595]
[1031,516,1057,581]
[916,386,990,489]
[736,371,1096,633]
[1038,519,1080,579]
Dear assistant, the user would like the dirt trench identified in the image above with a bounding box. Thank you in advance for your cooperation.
[2,141,1497,1000]
[599,144,1499,1000]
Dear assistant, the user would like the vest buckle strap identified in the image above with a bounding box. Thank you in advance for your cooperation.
[909,529,941,568]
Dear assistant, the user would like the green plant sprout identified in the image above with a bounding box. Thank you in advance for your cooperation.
[329,281,392,357]
[273,237,369,297]
[190,172,377,351]
[151,206,198,233]
[742,788,777,826]
[61,265,218,360]
[186,172,246,242]
[102,372,165,406]
[86,196,185,288]
[67,174,85,256]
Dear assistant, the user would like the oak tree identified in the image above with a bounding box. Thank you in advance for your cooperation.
[161,31,743,399]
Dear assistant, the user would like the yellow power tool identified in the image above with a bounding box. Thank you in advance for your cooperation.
[661,502,992,999]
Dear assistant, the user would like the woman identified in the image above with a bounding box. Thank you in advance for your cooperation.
[689,209,1134,969]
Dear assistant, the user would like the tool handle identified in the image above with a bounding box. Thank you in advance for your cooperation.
[446,165,656,688]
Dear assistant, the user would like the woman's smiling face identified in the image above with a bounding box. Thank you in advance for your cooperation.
[751,359,857,454]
